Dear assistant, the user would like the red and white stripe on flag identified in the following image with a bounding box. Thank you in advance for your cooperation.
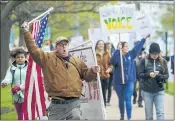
[22,21,46,120]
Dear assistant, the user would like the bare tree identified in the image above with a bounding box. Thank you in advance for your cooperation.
[1,1,24,80]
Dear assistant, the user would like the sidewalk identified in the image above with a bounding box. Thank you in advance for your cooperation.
[106,90,174,120]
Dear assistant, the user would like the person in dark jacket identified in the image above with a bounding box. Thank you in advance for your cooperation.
[105,42,115,106]
[139,43,169,120]
[133,48,146,107]
[110,34,150,120]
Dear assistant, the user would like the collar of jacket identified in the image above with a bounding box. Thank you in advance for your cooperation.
[53,51,71,62]
[148,57,159,62]
[96,51,108,56]
[12,60,28,67]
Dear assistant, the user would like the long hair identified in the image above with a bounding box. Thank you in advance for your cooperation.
[105,42,115,53]
[95,40,105,51]
[147,54,165,73]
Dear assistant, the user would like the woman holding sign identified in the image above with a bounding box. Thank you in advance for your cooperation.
[95,40,112,107]
[110,34,150,120]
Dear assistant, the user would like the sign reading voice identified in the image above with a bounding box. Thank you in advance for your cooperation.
[99,4,136,35]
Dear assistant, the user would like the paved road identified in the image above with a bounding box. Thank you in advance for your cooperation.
[106,90,174,120]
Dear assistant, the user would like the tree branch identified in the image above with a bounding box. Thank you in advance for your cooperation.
[1,1,24,23]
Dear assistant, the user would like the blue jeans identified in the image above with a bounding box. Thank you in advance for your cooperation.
[114,82,134,119]
[142,90,165,120]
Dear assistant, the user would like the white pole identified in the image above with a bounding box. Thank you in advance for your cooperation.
[28,7,54,24]
[119,33,125,84]
[91,41,107,120]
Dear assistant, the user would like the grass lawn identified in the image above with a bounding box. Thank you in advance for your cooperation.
[1,85,17,120]
[164,81,174,95]
[0,82,174,120]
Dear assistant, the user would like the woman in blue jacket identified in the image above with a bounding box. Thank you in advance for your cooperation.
[110,34,150,120]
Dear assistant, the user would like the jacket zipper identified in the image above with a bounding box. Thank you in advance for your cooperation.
[20,67,22,84]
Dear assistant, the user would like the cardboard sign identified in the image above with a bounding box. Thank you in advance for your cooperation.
[99,4,136,35]
[136,14,152,39]
[69,47,106,120]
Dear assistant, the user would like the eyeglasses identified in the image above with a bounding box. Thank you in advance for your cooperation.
[58,43,68,47]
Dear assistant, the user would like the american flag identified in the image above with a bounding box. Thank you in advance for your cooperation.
[22,13,49,120]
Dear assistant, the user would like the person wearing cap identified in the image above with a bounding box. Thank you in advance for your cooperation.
[110,34,150,120]
[1,48,29,120]
[21,22,100,120]
[139,43,169,120]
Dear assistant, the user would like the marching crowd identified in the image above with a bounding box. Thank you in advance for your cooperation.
[1,21,174,120]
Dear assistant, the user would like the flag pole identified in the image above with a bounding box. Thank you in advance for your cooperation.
[28,7,54,24]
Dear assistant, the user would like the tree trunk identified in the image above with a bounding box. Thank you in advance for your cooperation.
[1,18,12,80]
[18,19,25,46]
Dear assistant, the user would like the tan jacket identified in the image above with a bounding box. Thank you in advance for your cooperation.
[24,32,97,98]
[96,51,112,80]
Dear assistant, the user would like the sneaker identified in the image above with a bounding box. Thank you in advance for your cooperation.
[138,103,143,107]
[120,117,124,120]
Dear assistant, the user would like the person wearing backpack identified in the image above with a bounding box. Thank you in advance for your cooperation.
[139,43,169,120]
[110,34,150,120]
[1,49,28,120]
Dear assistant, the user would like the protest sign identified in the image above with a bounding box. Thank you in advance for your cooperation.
[99,4,136,36]
[70,36,84,48]
[69,46,106,120]
[88,28,108,44]
[136,13,152,39]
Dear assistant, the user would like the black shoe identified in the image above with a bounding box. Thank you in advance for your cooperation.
[138,103,143,107]
[133,99,136,104]
[120,117,124,120]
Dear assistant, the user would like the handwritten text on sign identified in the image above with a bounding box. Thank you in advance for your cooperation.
[69,47,104,120]
[69,47,100,100]
[99,4,136,34]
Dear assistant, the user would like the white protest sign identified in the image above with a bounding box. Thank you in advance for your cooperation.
[69,47,106,120]
[70,36,84,48]
[99,4,136,36]
[136,14,152,39]
[109,33,135,50]
[88,28,108,44]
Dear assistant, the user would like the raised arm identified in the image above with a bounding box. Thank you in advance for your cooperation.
[130,34,150,59]
[22,22,48,67]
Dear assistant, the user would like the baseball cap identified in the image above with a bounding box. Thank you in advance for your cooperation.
[56,36,69,44]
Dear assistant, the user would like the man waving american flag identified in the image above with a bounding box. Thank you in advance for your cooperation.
[22,13,50,120]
